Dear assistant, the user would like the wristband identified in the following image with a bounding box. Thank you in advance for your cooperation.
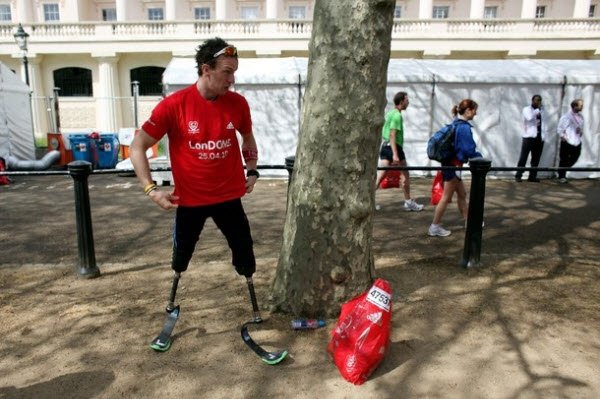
[144,183,158,195]
[242,149,258,162]
[246,169,260,179]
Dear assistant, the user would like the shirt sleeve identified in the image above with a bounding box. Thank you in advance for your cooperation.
[557,114,569,138]
[523,106,539,123]
[455,123,482,162]
[141,98,172,140]
[237,96,252,136]
[386,111,401,132]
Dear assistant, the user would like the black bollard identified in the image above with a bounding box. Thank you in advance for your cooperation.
[284,155,295,189]
[68,161,101,278]
[461,158,492,268]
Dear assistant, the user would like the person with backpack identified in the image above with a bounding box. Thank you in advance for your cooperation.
[428,99,482,237]
[375,91,424,212]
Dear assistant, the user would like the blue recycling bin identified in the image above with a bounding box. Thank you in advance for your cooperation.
[69,134,98,168]
[96,134,120,169]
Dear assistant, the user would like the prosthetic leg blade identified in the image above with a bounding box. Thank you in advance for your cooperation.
[150,305,180,352]
[241,277,288,365]
[241,320,288,365]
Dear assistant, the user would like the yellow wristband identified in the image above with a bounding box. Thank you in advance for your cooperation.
[144,183,157,195]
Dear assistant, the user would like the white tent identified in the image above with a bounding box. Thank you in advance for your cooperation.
[404,59,567,178]
[162,58,600,178]
[0,62,35,164]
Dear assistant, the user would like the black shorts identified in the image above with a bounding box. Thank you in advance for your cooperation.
[379,143,406,162]
[442,159,462,181]
[171,198,256,277]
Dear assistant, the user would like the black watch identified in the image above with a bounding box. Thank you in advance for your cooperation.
[246,169,260,179]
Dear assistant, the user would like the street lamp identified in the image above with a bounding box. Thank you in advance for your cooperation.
[13,23,30,86]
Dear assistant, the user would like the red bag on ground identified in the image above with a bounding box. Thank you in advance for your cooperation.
[430,170,444,205]
[328,278,392,385]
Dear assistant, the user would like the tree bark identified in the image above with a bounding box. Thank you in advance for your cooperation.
[270,0,395,317]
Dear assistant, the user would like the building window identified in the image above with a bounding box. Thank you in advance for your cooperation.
[194,7,210,20]
[130,67,165,96]
[432,6,449,19]
[394,6,402,18]
[590,5,596,17]
[535,6,545,18]
[484,6,497,19]
[53,67,92,97]
[0,4,11,21]
[148,7,164,20]
[240,6,259,19]
[43,3,60,21]
[289,5,306,19]
[102,8,116,21]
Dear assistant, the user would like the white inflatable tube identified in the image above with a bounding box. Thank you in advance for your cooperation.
[7,150,61,170]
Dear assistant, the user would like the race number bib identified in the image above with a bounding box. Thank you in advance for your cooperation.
[366,285,391,312]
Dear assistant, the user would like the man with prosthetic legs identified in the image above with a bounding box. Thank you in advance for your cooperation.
[130,37,286,363]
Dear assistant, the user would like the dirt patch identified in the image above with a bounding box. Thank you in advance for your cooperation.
[1,175,599,398]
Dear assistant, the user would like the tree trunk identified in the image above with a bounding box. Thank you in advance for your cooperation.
[270,0,395,317]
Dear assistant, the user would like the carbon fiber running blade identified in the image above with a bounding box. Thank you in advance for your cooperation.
[241,321,288,365]
[150,306,180,352]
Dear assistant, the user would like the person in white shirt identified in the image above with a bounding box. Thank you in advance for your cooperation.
[557,99,584,183]
[515,95,546,182]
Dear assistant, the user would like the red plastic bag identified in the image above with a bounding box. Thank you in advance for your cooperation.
[0,158,10,186]
[380,170,400,189]
[328,279,392,385]
[430,170,444,205]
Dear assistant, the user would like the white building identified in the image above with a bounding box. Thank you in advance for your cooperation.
[0,0,599,139]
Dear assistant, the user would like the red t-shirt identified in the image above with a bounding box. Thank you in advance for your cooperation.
[142,85,252,206]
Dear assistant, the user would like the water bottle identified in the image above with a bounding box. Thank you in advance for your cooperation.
[290,319,326,330]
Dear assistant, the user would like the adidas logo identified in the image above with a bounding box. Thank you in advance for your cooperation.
[226,122,234,130]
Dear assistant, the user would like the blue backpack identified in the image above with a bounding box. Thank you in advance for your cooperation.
[427,121,459,162]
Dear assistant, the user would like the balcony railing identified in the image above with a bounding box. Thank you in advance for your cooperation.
[0,18,598,56]
[1,18,599,41]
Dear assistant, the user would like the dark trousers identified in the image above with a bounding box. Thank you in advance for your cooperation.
[171,198,256,277]
[558,141,582,179]
[516,137,544,180]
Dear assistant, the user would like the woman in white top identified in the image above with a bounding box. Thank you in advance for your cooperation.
[557,99,584,183]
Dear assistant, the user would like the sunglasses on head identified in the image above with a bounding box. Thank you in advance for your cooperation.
[213,46,237,58]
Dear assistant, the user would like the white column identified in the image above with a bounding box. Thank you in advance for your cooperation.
[116,0,128,21]
[64,0,81,22]
[165,0,177,20]
[418,0,433,19]
[16,0,33,22]
[573,0,592,17]
[28,55,49,138]
[520,0,537,18]
[266,0,277,19]
[16,57,28,85]
[216,0,227,19]
[469,0,485,18]
[95,56,122,132]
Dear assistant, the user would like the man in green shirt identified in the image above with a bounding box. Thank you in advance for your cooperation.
[375,91,423,211]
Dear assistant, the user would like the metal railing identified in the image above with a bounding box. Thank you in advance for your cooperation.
[2,160,600,277]
[1,18,598,57]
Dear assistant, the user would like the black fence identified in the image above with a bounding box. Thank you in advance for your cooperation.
[2,159,600,278]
